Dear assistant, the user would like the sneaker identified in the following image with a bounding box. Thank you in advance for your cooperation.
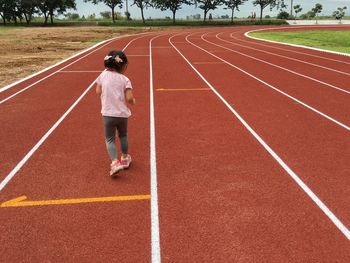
[110,160,123,176]
[120,154,132,169]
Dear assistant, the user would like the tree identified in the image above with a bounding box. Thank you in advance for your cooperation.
[37,0,76,25]
[196,0,223,22]
[85,0,123,23]
[311,3,322,24]
[100,10,111,19]
[223,0,247,23]
[132,0,152,24]
[18,0,39,24]
[293,4,302,19]
[252,0,279,21]
[65,12,80,19]
[333,6,347,24]
[152,0,193,24]
[0,0,13,25]
[277,10,289,19]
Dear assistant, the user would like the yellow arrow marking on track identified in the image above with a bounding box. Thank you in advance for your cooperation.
[0,195,151,208]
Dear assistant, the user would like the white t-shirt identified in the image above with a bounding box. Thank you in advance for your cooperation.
[96,70,132,118]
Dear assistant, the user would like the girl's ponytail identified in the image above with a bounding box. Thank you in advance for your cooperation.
[104,50,128,72]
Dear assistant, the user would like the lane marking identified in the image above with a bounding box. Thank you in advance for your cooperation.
[0,34,149,192]
[216,33,350,94]
[0,37,114,93]
[156,88,210,91]
[229,32,350,66]
[193,62,225,65]
[245,26,350,58]
[169,33,350,241]
[187,33,350,131]
[152,46,172,48]
[1,195,151,208]
[59,71,102,73]
[209,33,350,95]
[128,54,150,57]
[150,34,162,263]
[0,32,154,104]
[219,32,350,77]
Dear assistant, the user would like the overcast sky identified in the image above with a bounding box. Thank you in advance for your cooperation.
[75,0,350,19]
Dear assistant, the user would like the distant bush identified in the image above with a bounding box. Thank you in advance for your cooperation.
[97,19,287,27]
[277,11,290,20]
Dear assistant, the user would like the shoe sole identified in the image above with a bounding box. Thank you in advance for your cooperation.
[110,167,124,177]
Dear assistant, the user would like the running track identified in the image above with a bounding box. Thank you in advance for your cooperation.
[1,25,349,262]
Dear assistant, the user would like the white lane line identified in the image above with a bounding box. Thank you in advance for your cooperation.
[0,32,153,105]
[229,32,350,66]
[215,32,350,77]
[186,33,350,131]
[150,34,163,263]
[0,34,148,192]
[245,26,350,58]
[0,38,113,93]
[59,71,103,73]
[169,34,350,241]
[208,33,350,95]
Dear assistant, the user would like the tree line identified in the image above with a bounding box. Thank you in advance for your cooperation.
[1,1,348,26]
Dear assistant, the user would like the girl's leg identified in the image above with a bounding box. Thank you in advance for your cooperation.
[103,116,118,161]
[116,118,128,157]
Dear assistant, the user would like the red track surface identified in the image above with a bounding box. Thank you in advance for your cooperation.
[1,26,349,262]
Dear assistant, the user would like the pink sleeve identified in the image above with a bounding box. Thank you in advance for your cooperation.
[96,74,102,86]
[125,77,132,90]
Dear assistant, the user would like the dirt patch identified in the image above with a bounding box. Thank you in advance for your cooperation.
[0,26,156,88]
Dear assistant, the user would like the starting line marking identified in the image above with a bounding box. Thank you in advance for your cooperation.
[157,88,210,91]
[0,194,151,208]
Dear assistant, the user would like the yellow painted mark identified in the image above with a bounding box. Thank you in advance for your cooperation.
[1,195,151,208]
[157,88,211,92]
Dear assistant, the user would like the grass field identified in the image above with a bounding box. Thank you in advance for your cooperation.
[250,30,350,54]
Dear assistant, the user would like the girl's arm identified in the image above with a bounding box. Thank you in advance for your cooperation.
[96,84,102,95]
[125,88,136,105]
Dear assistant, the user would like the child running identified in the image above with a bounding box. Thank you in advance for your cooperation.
[96,50,136,177]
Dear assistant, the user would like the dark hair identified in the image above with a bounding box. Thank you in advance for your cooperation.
[104,50,128,72]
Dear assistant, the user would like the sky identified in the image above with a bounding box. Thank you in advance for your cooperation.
[75,1,350,19]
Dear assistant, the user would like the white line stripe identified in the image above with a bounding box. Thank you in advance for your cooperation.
[245,26,350,58]
[0,81,95,192]
[0,38,111,93]
[0,35,147,192]
[187,33,350,131]
[0,32,150,93]
[229,32,350,66]
[209,33,350,95]
[169,34,350,240]
[59,71,103,73]
[0,32,153,104]
[215,33,350,77]
[150,34,162,263]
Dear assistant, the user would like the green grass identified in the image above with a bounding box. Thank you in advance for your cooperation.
[250,30,350,54]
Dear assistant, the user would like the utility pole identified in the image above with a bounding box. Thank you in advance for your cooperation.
[126,0,129,14]
[290,0,294,16]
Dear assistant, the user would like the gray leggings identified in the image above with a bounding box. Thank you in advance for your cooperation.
[103,116,128,160]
